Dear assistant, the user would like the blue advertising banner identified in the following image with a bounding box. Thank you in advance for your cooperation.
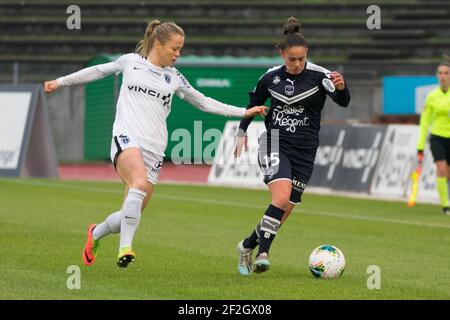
[383,76,437,114]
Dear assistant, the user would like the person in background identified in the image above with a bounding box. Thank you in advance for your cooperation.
[417,58,450,215]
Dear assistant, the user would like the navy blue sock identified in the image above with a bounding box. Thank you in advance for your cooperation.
[257,204,284,255]
[243,222,261,249]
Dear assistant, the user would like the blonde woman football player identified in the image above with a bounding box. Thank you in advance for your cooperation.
[45,20,267,268]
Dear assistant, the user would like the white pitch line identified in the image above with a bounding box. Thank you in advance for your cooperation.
[148,193,450,230]
[5,179,450,230]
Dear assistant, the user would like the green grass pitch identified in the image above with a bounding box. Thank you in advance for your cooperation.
[1,178,450,299]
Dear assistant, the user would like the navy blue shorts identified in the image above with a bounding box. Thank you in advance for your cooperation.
[258,142,316,204]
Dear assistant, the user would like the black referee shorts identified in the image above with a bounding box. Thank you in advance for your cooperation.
[430,134,450,164]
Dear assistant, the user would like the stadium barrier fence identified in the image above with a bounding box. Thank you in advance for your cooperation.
[208,121,439,204]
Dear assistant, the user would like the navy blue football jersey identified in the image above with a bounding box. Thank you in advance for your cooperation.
[240,61,350,151]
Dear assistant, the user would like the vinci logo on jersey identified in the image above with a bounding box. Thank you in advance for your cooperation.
[127,85,172,106]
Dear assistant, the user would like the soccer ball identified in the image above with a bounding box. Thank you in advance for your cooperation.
[309,245,345,279]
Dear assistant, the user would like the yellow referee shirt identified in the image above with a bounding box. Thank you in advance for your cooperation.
[417,87,450,150]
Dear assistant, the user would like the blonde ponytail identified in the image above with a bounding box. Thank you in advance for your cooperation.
[135,20,184,57]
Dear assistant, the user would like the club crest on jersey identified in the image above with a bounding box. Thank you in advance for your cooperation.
[164,74,171,84]
[273,76,281,84]
[285,85,295,96]
[322,78,336,93]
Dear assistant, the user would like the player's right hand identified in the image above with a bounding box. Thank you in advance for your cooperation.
[234,133,248,158]
[44,80,59,93]
[417,150,424,164]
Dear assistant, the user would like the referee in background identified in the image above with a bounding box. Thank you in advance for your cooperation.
[417,57,450,215]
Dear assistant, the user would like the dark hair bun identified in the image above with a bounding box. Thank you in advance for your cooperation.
[284,17,301,35]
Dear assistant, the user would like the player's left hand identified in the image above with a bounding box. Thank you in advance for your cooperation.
[330,72,346,90]
[244,106,269,118]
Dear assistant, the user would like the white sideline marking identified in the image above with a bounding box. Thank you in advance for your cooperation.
[5,179,450,230]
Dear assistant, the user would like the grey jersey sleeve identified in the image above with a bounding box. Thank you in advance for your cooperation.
[56,54,130,87]
[174,70,246,118]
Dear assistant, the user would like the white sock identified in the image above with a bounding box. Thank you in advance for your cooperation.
[92,211,122,240]
[119,188,146,249]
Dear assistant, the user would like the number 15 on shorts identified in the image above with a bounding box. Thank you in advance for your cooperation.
[262,153,280,168]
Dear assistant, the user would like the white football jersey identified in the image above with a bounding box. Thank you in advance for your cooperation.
[57,53,246,156]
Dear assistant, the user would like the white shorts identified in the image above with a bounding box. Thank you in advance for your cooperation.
[110,133,163,185]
